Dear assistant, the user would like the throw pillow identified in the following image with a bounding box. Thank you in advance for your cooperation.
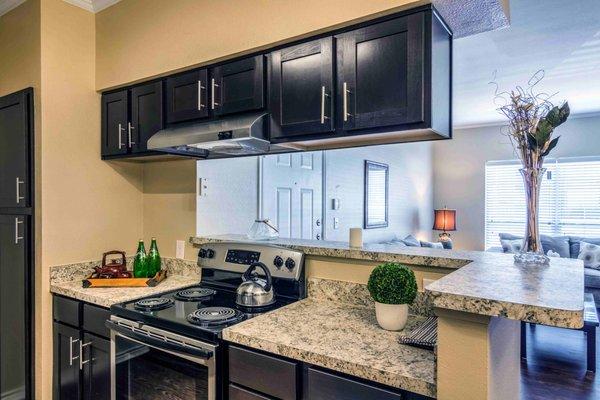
[500,239,523,254]
[570,237,600,259]
[402,235,420,247]
[420,241,444,249]
[578,242,600,270]
[498,233,570,258]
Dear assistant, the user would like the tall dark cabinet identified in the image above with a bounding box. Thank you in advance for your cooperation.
[0,88,34,400]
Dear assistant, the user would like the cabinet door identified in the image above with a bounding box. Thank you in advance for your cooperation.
[0,215,29,399]
[131,81,163,154]
[0,89,32,208]
[270,37,334,139]
[53,322,81,400]
[307,367,403,400]
[211,56,265,116]
[101,90,129,157]
[337,13,425,131]
[82,333,110,400]
[166,69,209,123]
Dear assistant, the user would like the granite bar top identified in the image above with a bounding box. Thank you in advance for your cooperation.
[223,298,436,397]
[194,234,585,329]
[50,257,200,308]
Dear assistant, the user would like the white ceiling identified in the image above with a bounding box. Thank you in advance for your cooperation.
[454,0,600,127]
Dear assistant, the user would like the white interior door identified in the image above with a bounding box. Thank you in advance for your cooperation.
[261,152,323,240]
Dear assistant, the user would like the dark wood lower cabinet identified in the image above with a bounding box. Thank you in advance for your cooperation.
[53,296,111,400]
[227,345,432,400]
[53,322,81,400]
[82,333,111,400]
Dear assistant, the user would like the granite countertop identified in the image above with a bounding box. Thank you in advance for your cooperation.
[50,257,200,308]
[194,234,584,329]
[223,298,436,398]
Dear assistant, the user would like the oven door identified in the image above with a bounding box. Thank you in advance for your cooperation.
[107,316,217,400]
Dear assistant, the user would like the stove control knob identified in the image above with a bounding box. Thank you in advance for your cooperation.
[206,249,215,259]
[285,258,296,271]
[273,256,284,269]
[199,249,207,258]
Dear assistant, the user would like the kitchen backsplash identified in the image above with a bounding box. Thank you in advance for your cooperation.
[308,277,434,317]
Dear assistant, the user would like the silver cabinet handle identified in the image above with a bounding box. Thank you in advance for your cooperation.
[69,337,79,366]
[198,80,205,110]
[16,177,25,204]
[79,340,92,370]
[320,86,330,124]
[127,122,135,147]
[211,78,220,109]
[118,123,125,149]
[343,82,352,122]
[14,218,24,244]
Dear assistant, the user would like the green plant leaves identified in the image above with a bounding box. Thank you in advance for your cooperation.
[367,263,417,305]
[541,136,560,157]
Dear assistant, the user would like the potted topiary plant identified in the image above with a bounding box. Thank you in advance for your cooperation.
[367,263,417,331]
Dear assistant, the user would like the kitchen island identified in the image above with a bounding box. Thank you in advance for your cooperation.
[194,234,585,399]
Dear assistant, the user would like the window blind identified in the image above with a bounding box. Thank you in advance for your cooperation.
[485,156,600,249]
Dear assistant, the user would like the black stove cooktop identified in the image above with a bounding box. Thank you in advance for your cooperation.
[110,284,293,343]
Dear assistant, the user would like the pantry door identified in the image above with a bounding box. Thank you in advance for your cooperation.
[261,152,323,240]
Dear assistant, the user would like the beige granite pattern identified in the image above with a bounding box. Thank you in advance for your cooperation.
[223,298,437,397]
[426,255,585,329]
[194,234,584,328]
[50,257,200,307]
[191,234,469,269]
[308,277,434,317]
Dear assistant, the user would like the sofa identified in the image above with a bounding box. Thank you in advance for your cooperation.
[491,233,600,308]
[377,234,453,249]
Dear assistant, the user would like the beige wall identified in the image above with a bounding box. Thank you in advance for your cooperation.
[433,115,600,251]
[95,0,423,90]
[143,159,196,261]
[36,1,145,397]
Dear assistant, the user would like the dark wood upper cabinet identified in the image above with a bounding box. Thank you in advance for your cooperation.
[166,69,209,123]
[269,37,335,139]
[336,12,425,132]
[131,81,163,154]
[101,90,128,157]
[211,55,265,116]
[0,89,32,208]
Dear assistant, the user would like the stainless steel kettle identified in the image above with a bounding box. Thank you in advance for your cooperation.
[236,262,275,307]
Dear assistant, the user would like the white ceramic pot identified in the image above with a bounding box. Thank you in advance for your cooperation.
[375,302,409,331]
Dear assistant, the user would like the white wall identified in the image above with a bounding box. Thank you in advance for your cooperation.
[433,114,600,251]
[324,142,434,243]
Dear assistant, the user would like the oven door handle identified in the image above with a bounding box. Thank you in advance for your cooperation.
[105,320,214,360]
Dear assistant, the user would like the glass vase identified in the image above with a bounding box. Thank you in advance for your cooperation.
[514,167,549,266]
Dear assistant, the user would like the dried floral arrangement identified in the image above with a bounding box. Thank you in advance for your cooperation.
[491,70,570,168]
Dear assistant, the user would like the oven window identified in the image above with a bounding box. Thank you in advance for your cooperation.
[115,336,209,400]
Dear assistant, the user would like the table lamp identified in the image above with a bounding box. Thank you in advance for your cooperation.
[433,207,456,243]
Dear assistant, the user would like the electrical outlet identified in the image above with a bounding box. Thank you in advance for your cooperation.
[176,240,185,259]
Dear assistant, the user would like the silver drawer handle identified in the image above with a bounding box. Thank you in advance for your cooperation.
[128,122,135,147]
[69,337,79,366]
[16,177,25,204]
[211,78,220,109]
[198,81,205,110]
[80,341,93,370]
[343,82,352,122]
[320,86,330,124]
[118,123,125,149]
[14,218,24,244]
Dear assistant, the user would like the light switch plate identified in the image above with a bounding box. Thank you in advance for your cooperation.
[176,240,185,259]
[333,217,339,229]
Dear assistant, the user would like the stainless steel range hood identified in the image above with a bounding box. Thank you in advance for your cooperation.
[147,112,294,158]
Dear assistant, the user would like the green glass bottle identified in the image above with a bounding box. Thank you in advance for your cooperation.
[148,237,161,277]
[133,240,148,278]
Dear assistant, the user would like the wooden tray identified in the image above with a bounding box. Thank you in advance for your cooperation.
[82,269,167,288]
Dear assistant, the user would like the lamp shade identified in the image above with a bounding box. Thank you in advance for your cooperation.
[433,209,456,231]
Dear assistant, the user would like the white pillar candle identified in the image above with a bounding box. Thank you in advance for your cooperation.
[349,228,363,248]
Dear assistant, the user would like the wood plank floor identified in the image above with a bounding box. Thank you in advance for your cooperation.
[521,324,599,399]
